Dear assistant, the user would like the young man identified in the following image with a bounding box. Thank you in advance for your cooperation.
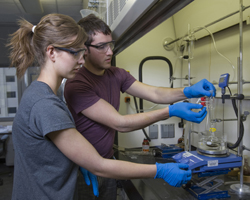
[64,14,216,199]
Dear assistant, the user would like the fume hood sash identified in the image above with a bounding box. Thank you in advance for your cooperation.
[112,0,193,56]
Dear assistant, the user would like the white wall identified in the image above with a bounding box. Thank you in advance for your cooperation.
[173,0,250,40]
[116,2,250,158]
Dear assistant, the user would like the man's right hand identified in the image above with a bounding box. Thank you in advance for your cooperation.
[169,102,206,123]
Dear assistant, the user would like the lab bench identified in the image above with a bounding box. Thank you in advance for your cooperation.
[114,148,250,200]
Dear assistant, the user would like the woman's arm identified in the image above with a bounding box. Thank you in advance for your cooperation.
[48,128,156,179]
[48,128,191,187]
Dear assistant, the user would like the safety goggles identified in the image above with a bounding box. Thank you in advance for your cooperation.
[54,46,86,60]
[85,40,115,53]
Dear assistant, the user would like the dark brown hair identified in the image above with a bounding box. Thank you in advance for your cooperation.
[7,13,87,79]
[78,14,111,45]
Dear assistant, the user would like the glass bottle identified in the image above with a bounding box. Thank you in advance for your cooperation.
[142,138,149,152]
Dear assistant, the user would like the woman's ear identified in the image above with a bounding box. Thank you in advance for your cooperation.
[46,45,56,62]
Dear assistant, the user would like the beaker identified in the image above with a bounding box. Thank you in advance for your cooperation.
[198,96,227,155]
[206,95,218,148]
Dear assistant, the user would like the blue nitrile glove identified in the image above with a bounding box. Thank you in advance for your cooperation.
[154,162,192,187]
[79,167,99,197]
[184,79,216,98]
[169,102,207,123]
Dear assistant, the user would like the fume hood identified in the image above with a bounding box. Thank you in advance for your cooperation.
[102,0,193,55]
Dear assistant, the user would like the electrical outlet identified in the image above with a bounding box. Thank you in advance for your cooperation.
[124,97,130,103]
[149,124,158,139]
[161,124,175,138]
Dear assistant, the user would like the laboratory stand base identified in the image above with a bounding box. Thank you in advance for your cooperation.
[230,183,250,196]
[188,185,230,200]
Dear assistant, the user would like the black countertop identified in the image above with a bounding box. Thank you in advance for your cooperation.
[114,149,250,200]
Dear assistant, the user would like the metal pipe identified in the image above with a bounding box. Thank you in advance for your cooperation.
[222,119,237,121]
[236,55,244,186]
[165,5,250,47]
[238,0,244,188]
[188,59,192,151]
[222,104,225,140]
[188,61,191,86]
[106,0,109,26]
[215,118,238,122]
[188,123,192,151]
[244,146,250,151]
[212,81,250,85]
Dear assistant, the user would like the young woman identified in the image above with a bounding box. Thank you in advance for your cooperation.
[8,13,191,200]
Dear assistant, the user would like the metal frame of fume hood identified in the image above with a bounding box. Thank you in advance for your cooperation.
[112,0,194,56]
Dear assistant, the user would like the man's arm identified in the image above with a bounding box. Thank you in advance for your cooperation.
[126,79,216,103]
[126,80,187,104]
[82,99,170,132]
[81,79,215,132]
[80,78,187,133]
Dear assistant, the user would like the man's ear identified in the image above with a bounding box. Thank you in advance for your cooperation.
[46,45,56,62]
[84,47,89,59]
[85,46,91,54]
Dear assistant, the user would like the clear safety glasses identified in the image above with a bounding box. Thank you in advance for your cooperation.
[85,40,115,53]
[54,46,86,60]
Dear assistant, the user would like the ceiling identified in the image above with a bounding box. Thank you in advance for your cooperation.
[0,0,90,25]
[0,0,194,56]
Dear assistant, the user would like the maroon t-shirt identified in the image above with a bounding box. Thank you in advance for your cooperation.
[64,66,136,158]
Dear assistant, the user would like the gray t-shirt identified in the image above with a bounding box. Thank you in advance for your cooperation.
[12,81,78,200]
